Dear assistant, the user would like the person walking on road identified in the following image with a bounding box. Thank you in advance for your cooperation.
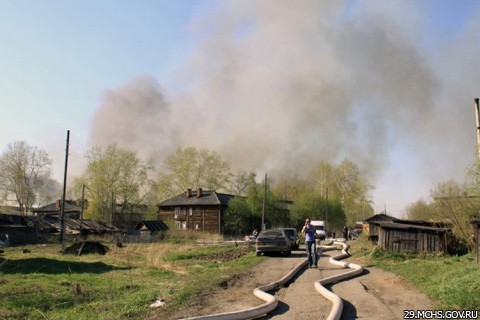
[301,218,318,268]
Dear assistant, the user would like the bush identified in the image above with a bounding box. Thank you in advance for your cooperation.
[447,234,469,255]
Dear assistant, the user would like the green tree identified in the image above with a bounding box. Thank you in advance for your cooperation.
[406,199,434,220]
[223,197,260,236]
[77,144,150,222]
[0,141,54,214]
[290,192,346,231]
[227,170,252,196]
[271,176,310,203]
[313,159,373,225]
[156,147,231,199]
[430,179,478,245]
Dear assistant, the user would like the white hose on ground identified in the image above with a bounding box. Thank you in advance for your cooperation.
[179,257,308,320]
[179,241,362,320]
[315,241,363,320]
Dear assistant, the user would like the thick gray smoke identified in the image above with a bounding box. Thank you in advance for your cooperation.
[89,1,480,214]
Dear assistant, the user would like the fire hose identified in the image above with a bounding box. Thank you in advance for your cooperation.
[179,241,362,320]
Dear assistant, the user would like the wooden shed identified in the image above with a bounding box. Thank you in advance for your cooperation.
[377,221,450,253]
[134,220,169,236]
[157,188,235,234]
[0,213,38,245]
[363,214,397,241]
[472,219,480,264]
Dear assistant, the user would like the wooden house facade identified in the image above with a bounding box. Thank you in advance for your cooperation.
[377,221,450,253]
[363,214,451,253]
[157,188,235,234]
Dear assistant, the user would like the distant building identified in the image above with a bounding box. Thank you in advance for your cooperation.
[157,188,235,234]
[134,220,169,236]
[32,200,81,219]
[363,214,451,253]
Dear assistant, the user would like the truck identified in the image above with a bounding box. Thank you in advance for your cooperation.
[310,220,326,240]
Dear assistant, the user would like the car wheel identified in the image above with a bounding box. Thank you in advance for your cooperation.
[256,252,261,256]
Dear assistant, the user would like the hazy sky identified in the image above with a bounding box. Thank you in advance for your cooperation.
[2,0,480,217]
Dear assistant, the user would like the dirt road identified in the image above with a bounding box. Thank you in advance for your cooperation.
[175,245,433,320]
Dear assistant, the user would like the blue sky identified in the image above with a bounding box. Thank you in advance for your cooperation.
[1,1,480,217]
[0,0,209,186]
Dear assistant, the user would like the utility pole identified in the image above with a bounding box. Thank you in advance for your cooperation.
[60,130,70,254]
[325,187,328,233]
[111,191,115,225]
[80,184,85,239]
[261,173,267,230]
[474,98,480,159]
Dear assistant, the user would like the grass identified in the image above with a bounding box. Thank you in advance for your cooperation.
[0,238,263,320]
[4,234,478,319]
[350,236,480,310]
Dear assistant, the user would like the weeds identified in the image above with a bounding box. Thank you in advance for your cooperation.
[0,240,261,319]
[350,240,480,310]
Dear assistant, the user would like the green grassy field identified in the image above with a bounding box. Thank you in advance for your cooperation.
[0,240,262,320]
[1,236,478,319]
[350,237,480,311]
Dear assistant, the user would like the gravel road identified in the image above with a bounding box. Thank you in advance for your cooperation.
[174,244,433,320]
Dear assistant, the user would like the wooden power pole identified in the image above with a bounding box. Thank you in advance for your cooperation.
[60,130,70,254]
[475,98,480,159]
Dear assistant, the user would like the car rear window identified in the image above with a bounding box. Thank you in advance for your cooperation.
[283,230,295,237]
[258,230,283,238]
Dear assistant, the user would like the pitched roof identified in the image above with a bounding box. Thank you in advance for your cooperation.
[135,220,169,232]
[363,214,398,223]
[376,221,450,232]
[158,190,235,207]
[33,201,81,214]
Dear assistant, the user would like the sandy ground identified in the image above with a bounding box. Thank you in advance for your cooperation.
[172,244,433,320]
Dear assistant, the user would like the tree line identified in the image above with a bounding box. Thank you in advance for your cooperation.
[406,156,480,250]
[0,141,374,233]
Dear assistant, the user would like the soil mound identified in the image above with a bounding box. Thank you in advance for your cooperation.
[65,241,109,255]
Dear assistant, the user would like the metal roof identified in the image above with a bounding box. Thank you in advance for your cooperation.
[377,221,450,232]
[33,201,81,213]
[158,190,235,207]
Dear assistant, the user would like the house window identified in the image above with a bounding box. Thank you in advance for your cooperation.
[182,221,187,230]
[195,223,199,230]
[175,221,181,230]
[174,207,180,219]
[189,207,193,216]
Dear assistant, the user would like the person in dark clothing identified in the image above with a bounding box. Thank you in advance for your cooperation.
[343,226,349,240]
[301,219,319,268]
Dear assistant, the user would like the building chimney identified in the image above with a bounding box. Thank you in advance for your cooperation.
[186,188,192,198]
[197,188,203,198]
[56,199,61,209]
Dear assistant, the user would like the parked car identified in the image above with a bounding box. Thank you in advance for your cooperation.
[351,229,362,239]
[280,228,300,250]
[255,229,291,256]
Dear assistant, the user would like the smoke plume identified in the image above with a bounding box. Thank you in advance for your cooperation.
[89,1,480,213]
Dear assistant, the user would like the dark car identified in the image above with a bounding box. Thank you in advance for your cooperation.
[280,228,300,250]
[255,229,291,256]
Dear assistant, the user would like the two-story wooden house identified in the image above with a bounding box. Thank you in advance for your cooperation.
[157,188,235,234]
